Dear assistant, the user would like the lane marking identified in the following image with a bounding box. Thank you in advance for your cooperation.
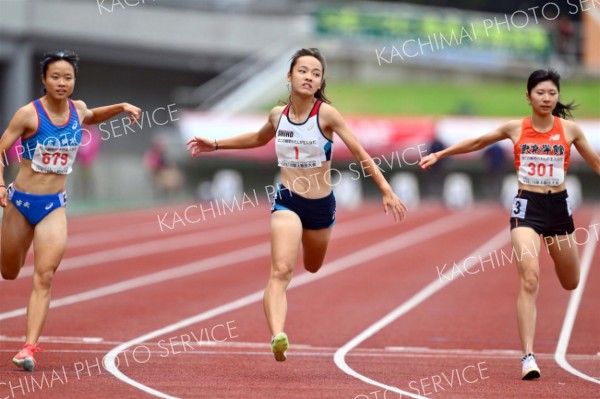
[1,348,598,361]
[334,228,510,399]
[0,203,227,247]
[0,335,104,344]
[60,205,266,247]
[554,209,600,385]
[0,209,401,318]
[67,221,195,248]
[5,206,384,281]
[8,218,269,280]
[2,334,597,361]
[0,242,269,321]
[103,210,490,399]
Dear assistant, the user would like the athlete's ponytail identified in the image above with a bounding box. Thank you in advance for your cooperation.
[527,69,577,120]
[288,48,331,104]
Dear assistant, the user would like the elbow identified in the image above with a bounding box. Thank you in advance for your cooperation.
[256,137,272,148]
[472,138,485,151]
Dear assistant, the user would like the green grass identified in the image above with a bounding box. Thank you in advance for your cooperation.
[320,81,600,118]
[264,80,599,117]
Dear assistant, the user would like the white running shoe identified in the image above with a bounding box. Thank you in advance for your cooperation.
[521,353,541,380]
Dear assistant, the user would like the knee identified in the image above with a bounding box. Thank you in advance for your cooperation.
[270,262,293,282]
[1,261,19,280]
[34,269,56,290]
[1,269,18,280]
[560,278,579,291]
[304,262,322,274]
[520,270,539,294]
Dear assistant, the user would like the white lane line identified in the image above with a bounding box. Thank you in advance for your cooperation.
[334,228,510,399]
[6,219,165,259]
[8,206,382,281]
[0,209,391,318]
[0,335,103,344]
[67,221,186,248]
[103,210,489,399]
[554,210,600,385]
[66,206,267,248]
[5,334,594,360]
[0,242,269,321]
[9,218,269,280]
[2,204,203,241]
[3,348,599,361]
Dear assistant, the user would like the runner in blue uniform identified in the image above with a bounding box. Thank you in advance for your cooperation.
[0,50,141,371]
[187,48,407,362]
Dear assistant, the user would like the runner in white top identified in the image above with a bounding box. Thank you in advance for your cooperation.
[187,48,407,362]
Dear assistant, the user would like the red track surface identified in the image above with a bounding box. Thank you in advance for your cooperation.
[0,202,598,398]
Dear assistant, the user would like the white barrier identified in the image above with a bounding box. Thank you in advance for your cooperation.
[212,169,243,202]
[390,172,420,209]
[443,173,474,210]
[335,171,363,210]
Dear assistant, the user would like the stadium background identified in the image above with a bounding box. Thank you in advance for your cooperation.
[0,0,598,211]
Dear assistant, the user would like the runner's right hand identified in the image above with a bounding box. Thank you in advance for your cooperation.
[186,136,216,157]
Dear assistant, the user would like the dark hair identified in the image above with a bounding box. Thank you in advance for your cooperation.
[288,48,331,104]
[41,50,79,78]
[527,68,577,119]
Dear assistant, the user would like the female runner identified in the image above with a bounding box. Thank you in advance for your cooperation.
[0,50,141,371]
[187,48,407,361]
[420,69,600,379]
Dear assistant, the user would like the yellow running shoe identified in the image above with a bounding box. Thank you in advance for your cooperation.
[271,332,289,362]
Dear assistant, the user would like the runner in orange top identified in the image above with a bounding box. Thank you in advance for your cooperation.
[514,115,570,188]
[420,69,600,380]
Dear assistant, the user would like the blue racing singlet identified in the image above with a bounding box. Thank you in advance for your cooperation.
[21,99,82,174]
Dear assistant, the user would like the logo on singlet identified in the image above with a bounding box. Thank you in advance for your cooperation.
[520,143,564,156]
[277,130,294,138]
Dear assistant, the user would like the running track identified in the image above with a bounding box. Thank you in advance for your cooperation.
[0,202,598,398]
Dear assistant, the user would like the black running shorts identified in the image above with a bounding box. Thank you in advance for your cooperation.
[510,189,574,237]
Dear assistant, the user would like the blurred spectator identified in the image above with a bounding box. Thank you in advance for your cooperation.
[75,126,102,200]
[482,143,507,201]
[4,138,23,182]
[144,134,184,199]
[554,15,577,66]
[425,137,447,198]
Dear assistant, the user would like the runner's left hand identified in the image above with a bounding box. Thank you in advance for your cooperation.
[122,103,142,124]
[383,191,407,222]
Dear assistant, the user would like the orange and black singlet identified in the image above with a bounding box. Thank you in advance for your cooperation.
[513,116,570,187]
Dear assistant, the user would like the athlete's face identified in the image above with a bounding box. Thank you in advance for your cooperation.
[288,56,323,97]
[526,80,558,116]
[42,60,76,99]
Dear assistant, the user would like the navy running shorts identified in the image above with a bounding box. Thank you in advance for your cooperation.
[271,184,336,230]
